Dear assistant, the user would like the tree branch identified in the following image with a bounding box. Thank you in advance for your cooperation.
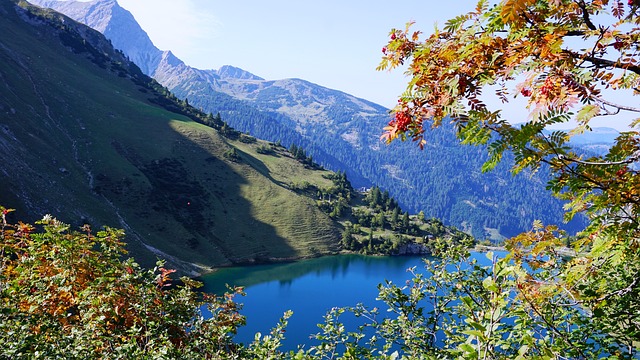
[556,153,640,166]
[576,0,597,30]
[595,97,640,113]
[568,51,640,75]
[565,30,587,36]
[593,276,639,303]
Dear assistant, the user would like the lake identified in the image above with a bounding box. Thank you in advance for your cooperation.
[199,252,495,351]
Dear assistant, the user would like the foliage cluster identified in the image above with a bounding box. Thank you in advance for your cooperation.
[288,143,322,169]
[314,171,354,219]
[312,174,473,256]
[375,0,640,357]
[0,208,250,359]
[223,148,242,162]
[256,144,276,155]
[342,211,472,256]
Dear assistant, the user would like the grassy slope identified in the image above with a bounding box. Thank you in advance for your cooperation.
[0,1,340,273]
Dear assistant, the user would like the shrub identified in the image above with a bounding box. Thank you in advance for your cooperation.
[0,208,251,359]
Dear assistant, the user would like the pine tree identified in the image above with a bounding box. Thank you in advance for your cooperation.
[402,211,410,230]
[341,225,353,249]
[391,207,400,227]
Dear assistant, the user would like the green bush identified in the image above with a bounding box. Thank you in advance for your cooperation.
[0,209,252,359]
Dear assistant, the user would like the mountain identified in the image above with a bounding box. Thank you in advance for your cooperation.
[27,0,163,75]
[569,127,618,156]
[1,0,349,275]
[29,0,589,239]
[569,127,618,145]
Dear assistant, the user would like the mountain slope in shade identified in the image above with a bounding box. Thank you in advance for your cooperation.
[1,0,342,274]
[30,0,589,238]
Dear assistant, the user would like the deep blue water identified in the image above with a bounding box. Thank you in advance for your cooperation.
[199,252,495,351]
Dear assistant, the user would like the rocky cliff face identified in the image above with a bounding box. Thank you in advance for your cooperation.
[396,243,430,256]
[29,0,163,75]
[217,65,264,81]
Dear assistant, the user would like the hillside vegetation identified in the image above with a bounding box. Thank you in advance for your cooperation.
[0,0,344,273]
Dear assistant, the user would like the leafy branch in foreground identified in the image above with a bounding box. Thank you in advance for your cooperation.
[0,208,258,359]
[371,0,640,357]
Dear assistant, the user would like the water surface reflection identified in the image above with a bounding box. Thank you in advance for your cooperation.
[199,253,494,350]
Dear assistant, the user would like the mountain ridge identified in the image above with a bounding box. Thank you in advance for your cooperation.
[1,0,349,274]
[28,0,590,238]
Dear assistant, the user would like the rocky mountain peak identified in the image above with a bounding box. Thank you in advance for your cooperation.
[27,0,162,75]
[216,65,264,81]
[160,50,184,68]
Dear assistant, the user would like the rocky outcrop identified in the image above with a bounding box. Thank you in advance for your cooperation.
[28,0,163,75]
[217,65,264,81]
[396,243,431,256]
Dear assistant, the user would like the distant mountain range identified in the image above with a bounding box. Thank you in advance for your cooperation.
[568,127,619,145]
[27,0,599,238]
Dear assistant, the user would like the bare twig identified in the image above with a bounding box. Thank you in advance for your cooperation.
[594,97,640,113]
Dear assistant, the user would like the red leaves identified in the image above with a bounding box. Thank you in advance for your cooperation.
[378,23,420,71]
[1,207,13,227]
[612,40,624,50]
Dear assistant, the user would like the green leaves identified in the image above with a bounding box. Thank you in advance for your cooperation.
[0,213,258,359]
[482,276,499,293]
[444,13,473,33]
[575,104,600,125]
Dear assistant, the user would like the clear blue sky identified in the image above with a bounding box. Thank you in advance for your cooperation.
[115,0,465,110]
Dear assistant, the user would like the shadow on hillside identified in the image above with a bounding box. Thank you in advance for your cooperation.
[0,5,300,271]
[234,147,288,189]
[135,121,298,267]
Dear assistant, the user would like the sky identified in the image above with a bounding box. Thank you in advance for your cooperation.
[68,0,633,130]
[114,0,464,110]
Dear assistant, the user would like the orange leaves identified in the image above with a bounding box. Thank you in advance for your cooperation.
[381,0,640,155]
[500,0,536,27]
[612,0,626,19]
[0,210,252,357]
[156,267,177,288]
[377,22,420,72]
